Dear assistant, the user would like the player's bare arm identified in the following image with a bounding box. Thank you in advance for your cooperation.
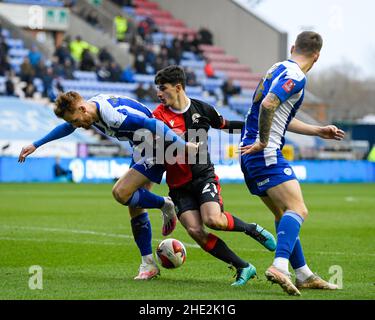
[240,93,280,155]
[288,118,345,140]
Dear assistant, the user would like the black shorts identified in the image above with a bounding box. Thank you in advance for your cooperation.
[169,174,224,217]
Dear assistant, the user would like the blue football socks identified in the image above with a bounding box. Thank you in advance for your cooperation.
[275,211,304,260]
[131,212,152,256]
[275,219,306,269]
[125,188,165,209]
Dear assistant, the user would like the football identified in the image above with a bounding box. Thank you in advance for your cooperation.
[156,238,187,269]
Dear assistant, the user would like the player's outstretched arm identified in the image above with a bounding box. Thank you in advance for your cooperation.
[288,118,345,140]
[220,119,244,133]
[18,122,76,163]
[18,144,37,163]
[239,93,280,155]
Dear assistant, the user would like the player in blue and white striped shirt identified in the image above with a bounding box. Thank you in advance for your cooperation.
[18,91,199,280]
[239,32,345,295]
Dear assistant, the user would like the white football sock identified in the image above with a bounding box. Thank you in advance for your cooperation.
[295,264,314,282]
[273,257,289,274]
[142,254,155,265]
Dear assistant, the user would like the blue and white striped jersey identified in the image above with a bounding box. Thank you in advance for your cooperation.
[240,60,306,165]
[33,93,186,151]
[89,94,153,143]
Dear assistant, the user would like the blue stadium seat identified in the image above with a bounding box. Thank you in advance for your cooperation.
[5,38,24,49]
[134,74,155,84]
[189,95,217,105]
[122,6,136,16]
[180,59,205,69]
[201,77,224,91]
[185,86,203,95]
[182,51,200,61]
[73,71,97,81]
[8,48,29,58]
[3,0,64,7]
[1,29,10,38]
[33,78,44,93]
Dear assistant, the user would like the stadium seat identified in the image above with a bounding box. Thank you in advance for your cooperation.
[185,86,203,95]
[199,45,225,54]
[3,0,64,7]
[1,28,10,38]
[8,48,29,58]
[134,74,155,84]
[201,78,224,91]
[5,38,24,49]
[134,0,159,9]
[180,59,206,69]
[73,71,98,81]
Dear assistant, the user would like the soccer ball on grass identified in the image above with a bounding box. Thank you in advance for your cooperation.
[156,238,186,269]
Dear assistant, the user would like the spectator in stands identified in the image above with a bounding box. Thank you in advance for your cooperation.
[51,56,66,78]
[169,38,183,65]
[63,60,75,79]
[198,27,214,45]
[19,57,35,83]
[69,36,98,62]
[108,61,122,82]
[153,55,169,72]
[34,60,47,79]
[137,17,156,41]
[54,156,72,182]
[114,15,128,42]
[121,65,135,83]
[111,0,133,6]
[41,67,55,101]
[55,78,64,95]
[28,45,42,67]
[185,67,198,87]
[181,34,192,52]
[80,48,96,71]
[98,47,113,64]
[134,49,147,74]
[64,0,76,7]
[5,73,16,97]
[134,82,148,101]
[204,58,216,78]
[96,62,111,82]
[0,35,9,57]
[189,34,203,57]
[134,83,158,102]
[221,78,241,105]
[54,42,74,65]
[144,44,156,71]
[146,84,158,102]
[0,55,11,76]
[86,10,101,30]
[23,81,36,98]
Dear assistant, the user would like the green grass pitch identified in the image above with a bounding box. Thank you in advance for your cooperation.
[0,183,374,300]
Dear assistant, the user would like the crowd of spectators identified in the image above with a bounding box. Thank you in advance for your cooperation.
[1,4,242,105]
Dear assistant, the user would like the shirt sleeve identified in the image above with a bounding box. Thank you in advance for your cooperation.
[270,71,306,104]
[120,114,186,148]
[204,103,225,129]
[33,122,76,148]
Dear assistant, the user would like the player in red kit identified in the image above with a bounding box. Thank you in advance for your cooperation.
[153,65,276,286]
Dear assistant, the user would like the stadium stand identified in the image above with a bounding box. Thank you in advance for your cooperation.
[0,96,97,143]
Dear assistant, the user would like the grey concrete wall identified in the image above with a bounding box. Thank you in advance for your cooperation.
[153,0,287,73]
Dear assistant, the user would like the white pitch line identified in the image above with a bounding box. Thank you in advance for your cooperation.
[1,225,374,257]
[0,236,126,247]
[0,225,201,249]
